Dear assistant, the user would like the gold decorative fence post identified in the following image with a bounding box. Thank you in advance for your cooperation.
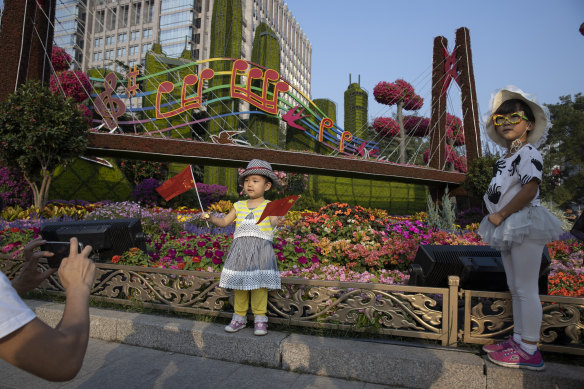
[447,275,460,347]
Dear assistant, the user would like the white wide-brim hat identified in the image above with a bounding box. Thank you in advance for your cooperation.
[238,159,279,186]
[485,86,551,148]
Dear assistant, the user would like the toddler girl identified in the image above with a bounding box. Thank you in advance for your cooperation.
[479,86,563,370]
[202,159,283,335]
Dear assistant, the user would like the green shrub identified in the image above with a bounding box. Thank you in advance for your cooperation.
[464,155,498,199]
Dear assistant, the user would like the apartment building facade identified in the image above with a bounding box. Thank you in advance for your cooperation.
[57,0,311,97]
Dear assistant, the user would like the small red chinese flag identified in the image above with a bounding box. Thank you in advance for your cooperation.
[256,195,300,224]
[155,166,195,201]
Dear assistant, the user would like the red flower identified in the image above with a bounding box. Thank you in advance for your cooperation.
[111,255,121,264]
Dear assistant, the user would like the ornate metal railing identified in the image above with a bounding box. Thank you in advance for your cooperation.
[462,289,584,355]
[2,258,582,354]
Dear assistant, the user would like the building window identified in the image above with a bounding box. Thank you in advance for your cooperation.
[117,48,126,57]
[142,43,150,53]
[195,18,201,29]
[94,37,103,47]
[130,30,139,41]
[132,2,142,25]
[129,45,138,56]
[95,10,105,33]
[193,49,200,60]
[120,5,129,28]
[145,0,154,23]
[93,51,102,61]
[105,35,114,46]
[107,7,117,30]
[118,33,127,43]
[160,27,191,43]
[143,28,152,39]
[105,50,114,60]
[194,33,200,44]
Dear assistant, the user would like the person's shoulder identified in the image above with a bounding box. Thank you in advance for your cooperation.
[524,144,542,159]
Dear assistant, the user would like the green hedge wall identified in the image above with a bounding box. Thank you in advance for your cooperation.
[310,175,427,214]
[49,158,132,202]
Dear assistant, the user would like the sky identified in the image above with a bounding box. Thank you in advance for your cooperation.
[285,0,584,140]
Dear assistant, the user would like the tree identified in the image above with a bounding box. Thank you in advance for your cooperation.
[373,79,423,164]
[0,80,90,208]
[542,94,584,206]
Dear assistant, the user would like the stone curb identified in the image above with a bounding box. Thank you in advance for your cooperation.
[27,300,584,389]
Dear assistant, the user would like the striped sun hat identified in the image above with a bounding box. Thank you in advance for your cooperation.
[238,159,279,186]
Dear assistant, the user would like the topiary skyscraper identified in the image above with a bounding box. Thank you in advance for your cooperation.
[205,0,243,195]
[249,23,281,148]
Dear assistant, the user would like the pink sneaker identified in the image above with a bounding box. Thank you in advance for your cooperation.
[225,314,247,333]
[483,337,518,353]
[254,315,268,336]
[487,344,545,371]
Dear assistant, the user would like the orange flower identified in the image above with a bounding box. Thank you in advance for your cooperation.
[177,262,185,270]
[111,255,121,264]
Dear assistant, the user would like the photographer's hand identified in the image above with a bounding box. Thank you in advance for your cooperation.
[11,238,57,296]
[58,237,95,293]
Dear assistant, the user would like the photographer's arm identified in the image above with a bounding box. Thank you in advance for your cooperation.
[0,238,95,382]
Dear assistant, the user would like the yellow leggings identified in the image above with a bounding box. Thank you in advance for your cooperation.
[233,288,268,317]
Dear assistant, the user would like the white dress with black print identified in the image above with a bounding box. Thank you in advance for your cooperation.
[478,145,563,250]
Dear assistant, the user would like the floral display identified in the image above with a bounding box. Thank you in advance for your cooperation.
[51,46,71,72]
[0,201,581,296]
[49,70,92,103]
[120,159,168,185]
[131,178,161,207]
[372,117,400,136]
[373,79,423,109]
[194,183,228,208]
[0,167,33,209]
[403,115,430,137]
[446,113,465,146]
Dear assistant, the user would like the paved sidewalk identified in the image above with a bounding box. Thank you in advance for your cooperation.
[1,300,583,389]
[0,338,388,389]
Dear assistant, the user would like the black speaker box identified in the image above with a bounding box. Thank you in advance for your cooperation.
[408,245,550,294]
[571,212,584,242]
[40,218,146,262]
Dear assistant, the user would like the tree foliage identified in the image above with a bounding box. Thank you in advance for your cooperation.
[463,155,499,200]
[542,94,584,206]
[0,80,90,208]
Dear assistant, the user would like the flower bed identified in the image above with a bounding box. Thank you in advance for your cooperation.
[1,201,582,295]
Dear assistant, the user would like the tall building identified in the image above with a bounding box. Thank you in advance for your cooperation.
[54,0,86,66]
[55,0,310,97]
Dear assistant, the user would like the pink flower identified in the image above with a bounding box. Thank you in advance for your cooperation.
[372,117,399,136]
